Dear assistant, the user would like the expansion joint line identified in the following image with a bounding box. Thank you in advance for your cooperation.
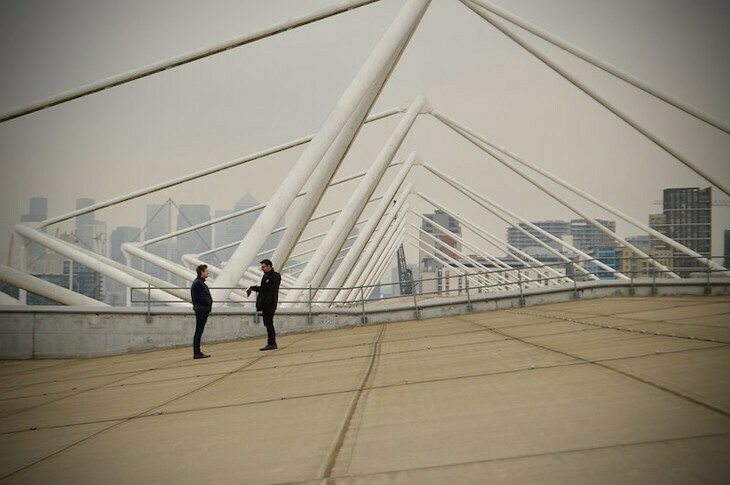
[0,334,312,482]
[319,324,386,479]
[457,316,730,419]
[507,309,729,345]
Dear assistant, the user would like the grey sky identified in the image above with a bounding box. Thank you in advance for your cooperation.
[1,0,728,270]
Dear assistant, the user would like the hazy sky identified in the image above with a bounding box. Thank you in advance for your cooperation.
[1,0,729,271]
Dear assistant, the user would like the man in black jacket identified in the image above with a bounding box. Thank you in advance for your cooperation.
[190,264,212,359]
[247,259,281,351]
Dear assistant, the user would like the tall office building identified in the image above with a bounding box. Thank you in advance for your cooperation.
[72,198,105,301]
[177,205,212,259]
[418,210,462,294]
[214,194,285,268]
[105,226,141,305]
[506,220,570,259]
[570,219,616,252]
[661,187,712,276]
[20,197,48,273]
[144,202,174,281]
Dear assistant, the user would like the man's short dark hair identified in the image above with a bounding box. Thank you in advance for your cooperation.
[260,259,273,268]
[196,264,208,277]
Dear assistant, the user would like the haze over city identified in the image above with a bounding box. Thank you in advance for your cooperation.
[1,0,728,270]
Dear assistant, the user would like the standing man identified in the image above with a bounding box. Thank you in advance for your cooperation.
[190,264,212,359]
[247,259,281,351]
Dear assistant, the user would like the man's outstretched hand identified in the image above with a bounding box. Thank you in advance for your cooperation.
[246,287,252,297]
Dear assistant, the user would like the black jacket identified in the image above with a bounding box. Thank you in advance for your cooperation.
[191,277,212,312]
[251,269,281,312]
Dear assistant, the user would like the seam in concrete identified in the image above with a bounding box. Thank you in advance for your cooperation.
[280,431,730,484]
[319,324,386,479]
[461,317,730,419]
[0,333,313,481]
[510,309,730,344]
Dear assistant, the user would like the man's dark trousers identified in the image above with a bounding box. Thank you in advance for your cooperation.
[194,309,209,355]
[262,309,276,346]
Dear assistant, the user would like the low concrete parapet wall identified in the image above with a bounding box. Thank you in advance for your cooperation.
[1,279,728,358]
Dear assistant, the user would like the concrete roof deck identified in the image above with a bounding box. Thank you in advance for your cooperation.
[0,296,728,484]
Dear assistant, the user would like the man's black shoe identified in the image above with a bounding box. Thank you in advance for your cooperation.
[259,344,277,351]
[193,353,210,359]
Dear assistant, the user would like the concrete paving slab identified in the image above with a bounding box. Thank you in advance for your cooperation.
[108,358,256,386]
[0,421,120,480]
[334,365,730,478]
[0,375,219,433]
[152,355,370,415]
[0,296,728,483]
[326,433,730,484]
[609,301,730,321]
[3,394,354,485]
[604,346,730,413]
[524,328,718,361]
[371,339,579,388]
[0,373,131,400]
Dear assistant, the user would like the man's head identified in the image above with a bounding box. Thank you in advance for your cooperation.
[196,264,209,279]
[260,259,273,272]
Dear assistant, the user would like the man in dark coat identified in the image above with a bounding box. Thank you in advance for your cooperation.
[247,259,281,351]
[190,264,212,359]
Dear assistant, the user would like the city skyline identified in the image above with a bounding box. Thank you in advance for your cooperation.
[1,0,728,281]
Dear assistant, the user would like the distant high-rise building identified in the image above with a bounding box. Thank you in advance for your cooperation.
[144,203,174,281]
[506,220,570,259]
[71,198,105,301]
[214,194,284,267]
[21,197,47,222]
[570,219,616,252]
[419,210,461,294]
[20,197,49,273]
[177,204,212,258]
[661,187,712,276]
[106,226,141,305]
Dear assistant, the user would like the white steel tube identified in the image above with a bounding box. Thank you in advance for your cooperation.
[458,1,730,197]
[286,95,426,304]
[409,209,518,288]
[348,206,409,302]
[15,224,184,303]
[421,162,598,279]
[39,109,399,229]
[415,193,569,284]
[363,219,408,300]
[324,153,417,299]
[1,0,383,123]
[0,264,108,307]
[462,0,730,135]
[435,111,722,275]
[334,184,413,302]
[434,115,653,280]
[213,0,432,302]
[0,291,21,306]
[270,92,388,269]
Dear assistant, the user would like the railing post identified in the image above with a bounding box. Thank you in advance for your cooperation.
[464,273,473,312]
[572,264,579,299]
[308,284,313,324]
[651,256,658,295]
[705,258,712,295]
[629,255,635,296]
[146,283,152,323]
[518,269,525,306]
[412,285,420,320]
[360,286,367,324]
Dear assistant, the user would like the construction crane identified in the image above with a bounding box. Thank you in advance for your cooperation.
[396,244,413,296]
